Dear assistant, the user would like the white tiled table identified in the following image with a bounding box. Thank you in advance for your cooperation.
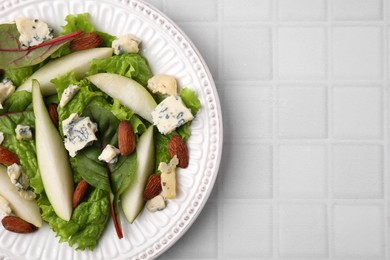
[150,0,389,259]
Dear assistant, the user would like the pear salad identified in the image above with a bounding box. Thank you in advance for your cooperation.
[0,13,200,250]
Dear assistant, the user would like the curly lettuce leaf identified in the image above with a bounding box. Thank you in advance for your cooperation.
[39,188,110,250]
[51,13,116,58]
[0,91,32,114]
[0,111,43,193]
[88,53,153,86]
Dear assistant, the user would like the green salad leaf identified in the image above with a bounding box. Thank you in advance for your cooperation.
[51,13,116,58]
[39,188,110,250]
[88,53,153,86]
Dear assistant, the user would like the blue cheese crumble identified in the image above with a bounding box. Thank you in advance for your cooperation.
[15,125,33,141]
[7,163,36,201]
[0,79,16,109]
[62,113,98,157]
[59,84,80,108]
[147,74,177,96]
[112,33,141,55]
[15,18,53,49]
[98,144,120,164]
[151,95,194,135]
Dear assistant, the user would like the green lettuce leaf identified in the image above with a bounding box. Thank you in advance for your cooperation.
[0,91,32,114]
[88,53,153,86]
[0,111,43,193]
[51,13,116,58]
[39,188,110,250]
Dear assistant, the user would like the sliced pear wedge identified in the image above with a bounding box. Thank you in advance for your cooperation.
[18,48,113,96]
[0,165,42,227]
[32,80,74,221]
[121,125,155,223]
[87,73,157,123]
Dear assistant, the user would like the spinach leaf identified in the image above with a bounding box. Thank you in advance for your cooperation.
[0,23,82,69]
[73,103,138,239]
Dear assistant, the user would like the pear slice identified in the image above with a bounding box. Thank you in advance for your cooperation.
[121,125,155,223]
[17,48,113,96]
[0,165,42,227]
[87,73,157,123]
[32,80,74,221]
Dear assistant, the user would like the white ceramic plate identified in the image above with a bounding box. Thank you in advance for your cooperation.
[0,0,222,259]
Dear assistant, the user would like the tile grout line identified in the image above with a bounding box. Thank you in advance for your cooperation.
[272,0,280,259]
[382,0,389,258]
[326,0,334,258]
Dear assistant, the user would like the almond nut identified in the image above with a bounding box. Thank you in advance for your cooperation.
[73,180,89,208]
[0,146,19,165]
[2,216,37,233]
[143,174,162,201]
[70,32,103,51]
[118,121,136,156]
[48,103,59,128]
[168,135,188,168]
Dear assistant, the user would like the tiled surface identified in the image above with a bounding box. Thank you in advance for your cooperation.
[144,0,390,259]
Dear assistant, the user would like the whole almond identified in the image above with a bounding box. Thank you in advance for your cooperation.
[143,174,162,201]
[48,103,59,128]
[0,146,19,165]
[70,32,103,51]
[2,216,37,233]
[168,135,189,168]
[118,121,136,156]
[73,180,89,208]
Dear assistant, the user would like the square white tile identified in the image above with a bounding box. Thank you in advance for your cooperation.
[278,204,328,257]
[223,85,273,140]
[278,0,327,21]
[222,202,272,258]
[277,27,327,79]
[222,0,271,21]
[333,203,385,258]
[332,144,383,199]
[332,85,383,139]
[332,0,383,20]
[277,86,327,138]
[222,26,272,80]
[332,26,383,80]
[278,144,327,198]
[220,143,272,199]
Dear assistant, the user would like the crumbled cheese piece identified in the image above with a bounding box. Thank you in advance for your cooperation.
[59,84,80,108]
[0,195,11,217]
[15,125,33,141]
[7,164,36,200]
[15,18,53,49]
[0,79,16,109]
[112,33,141,55]
[146,195,166,212]
[147,74,177,96]
[159,155,179,199]
[98,144,120,164]
[18,189,36,201]
[62,113,98,157]
[151,95,194,135]
[0,132,4,145]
